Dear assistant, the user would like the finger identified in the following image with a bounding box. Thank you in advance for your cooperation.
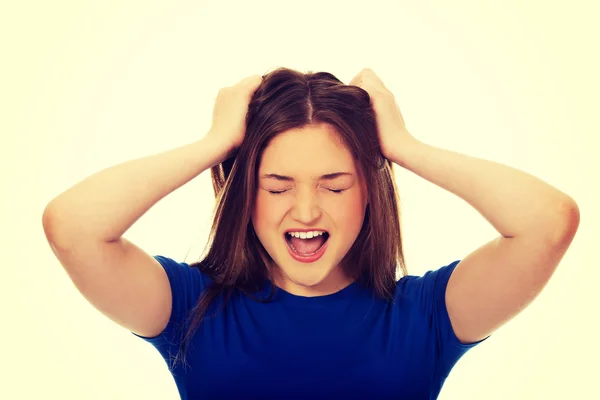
[361,70,388,92]
[349,73,363,87]
[246,74,263,84]
[245,75,263,92]
[234,75,260,88]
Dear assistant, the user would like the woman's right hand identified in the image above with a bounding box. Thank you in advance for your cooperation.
[206,74,263,155]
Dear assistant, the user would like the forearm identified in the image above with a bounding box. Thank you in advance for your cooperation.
[391,139,577,239]
[43,135,230,245]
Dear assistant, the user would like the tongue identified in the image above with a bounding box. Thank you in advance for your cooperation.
[290,235,326,255]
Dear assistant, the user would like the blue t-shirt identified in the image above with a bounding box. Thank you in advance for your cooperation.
[133,255,489,399]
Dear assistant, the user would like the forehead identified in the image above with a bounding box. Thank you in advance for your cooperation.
[259,125,355,174]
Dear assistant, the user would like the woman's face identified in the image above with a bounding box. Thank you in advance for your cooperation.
[251,124,369,297]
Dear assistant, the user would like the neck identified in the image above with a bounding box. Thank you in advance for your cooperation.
[271,265,355,297]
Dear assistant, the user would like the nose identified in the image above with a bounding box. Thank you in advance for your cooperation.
[289,188,322,223]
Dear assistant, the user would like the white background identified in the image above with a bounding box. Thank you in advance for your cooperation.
[2,0,597,398]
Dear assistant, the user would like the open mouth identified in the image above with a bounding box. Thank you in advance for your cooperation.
[284,232,330,256]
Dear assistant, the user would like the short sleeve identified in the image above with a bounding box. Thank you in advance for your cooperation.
[131,255,207,359]
[416,260,490,369]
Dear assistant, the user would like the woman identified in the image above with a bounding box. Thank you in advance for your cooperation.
[42,67,579,399]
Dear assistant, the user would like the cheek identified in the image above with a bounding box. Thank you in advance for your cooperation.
[252,194,284,242]
[335,195,366,232]
[254,194,282,222]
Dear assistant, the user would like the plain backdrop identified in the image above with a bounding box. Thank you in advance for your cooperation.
[2,0,597,399]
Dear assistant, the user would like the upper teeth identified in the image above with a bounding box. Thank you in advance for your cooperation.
[287,231,326,239]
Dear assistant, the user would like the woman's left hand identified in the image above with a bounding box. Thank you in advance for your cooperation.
[349,68,418,162]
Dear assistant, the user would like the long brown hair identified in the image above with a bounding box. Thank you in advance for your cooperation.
[174,67,407,370]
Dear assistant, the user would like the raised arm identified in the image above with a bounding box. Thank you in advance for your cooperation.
[42,135,231,337]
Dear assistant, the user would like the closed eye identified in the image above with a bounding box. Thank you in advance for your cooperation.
[268,189,346,195]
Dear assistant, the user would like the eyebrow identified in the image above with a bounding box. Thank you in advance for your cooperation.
[260,172,354,182]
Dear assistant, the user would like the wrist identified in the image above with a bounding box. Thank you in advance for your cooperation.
[204,131,235,154]
[390,137,423,168]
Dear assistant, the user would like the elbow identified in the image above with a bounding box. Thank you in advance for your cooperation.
[42,202,77,250]
[548,198,580,245]
[42,203,63,246]
[561,199,580,237]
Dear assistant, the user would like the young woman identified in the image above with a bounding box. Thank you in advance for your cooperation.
[43,67,579,399]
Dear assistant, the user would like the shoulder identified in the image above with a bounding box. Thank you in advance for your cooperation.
[395,260,461,302]
[153,255,213,293]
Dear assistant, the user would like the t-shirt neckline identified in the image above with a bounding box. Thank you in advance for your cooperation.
[268,279,362,306]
